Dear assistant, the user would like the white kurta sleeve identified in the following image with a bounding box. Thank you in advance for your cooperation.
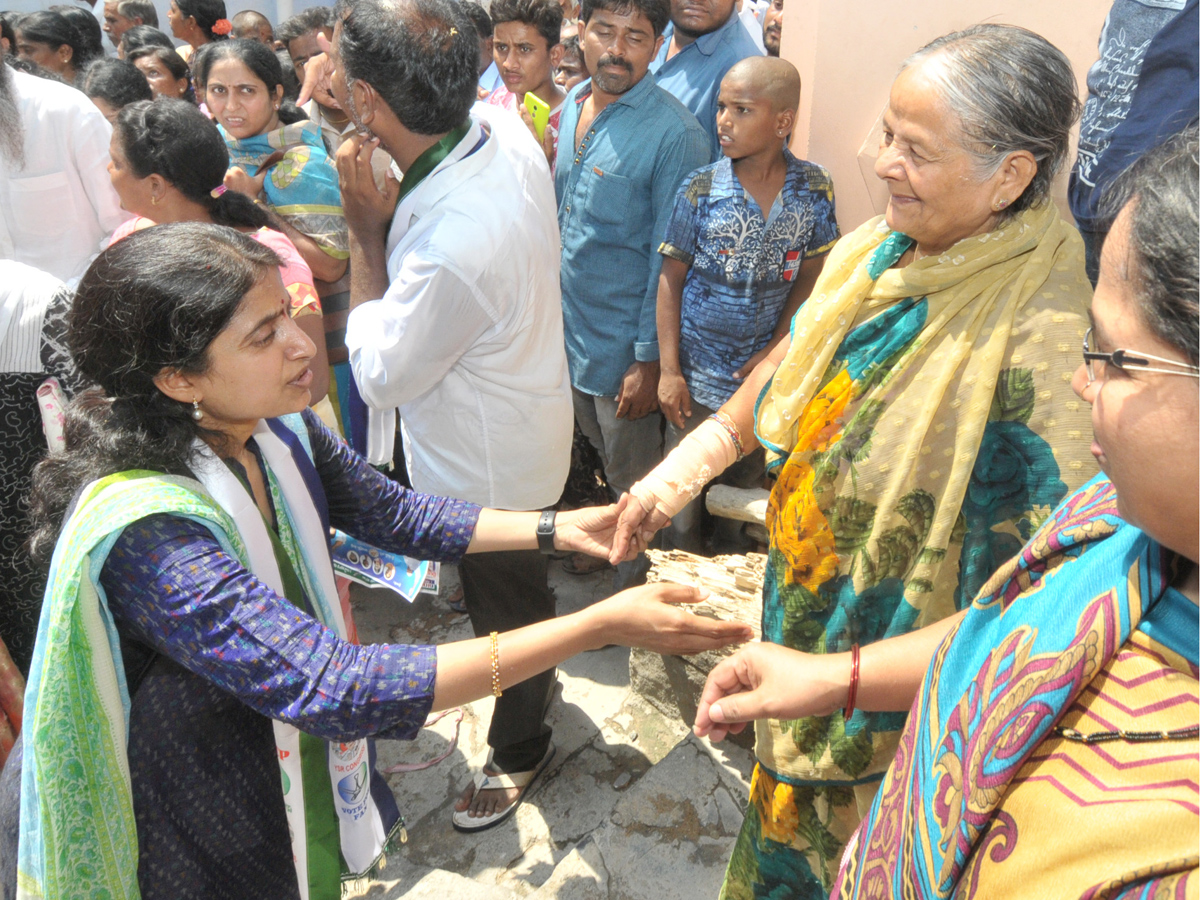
[345,251,496,411]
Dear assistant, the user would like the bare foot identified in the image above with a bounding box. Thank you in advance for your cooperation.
[454,768,520,819]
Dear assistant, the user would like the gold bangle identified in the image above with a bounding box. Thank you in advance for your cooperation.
[489,631,503,698]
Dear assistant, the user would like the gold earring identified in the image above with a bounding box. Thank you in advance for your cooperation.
[151,195,159,205]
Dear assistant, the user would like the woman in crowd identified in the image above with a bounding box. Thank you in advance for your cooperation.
[198,38,349,284]
[167,0,229,63]
[106,97,330,405]
[13,10,95,84]
[128,43,194,101]
[0,264,86,684]
[698,127,1199,899]
[81,57,152,122]
[0,224,749,899]
[116,22,174,59]
[614,24,1098,898]
[49,4,104,64]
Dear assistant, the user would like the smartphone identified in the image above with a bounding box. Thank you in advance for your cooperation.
[524,92,550,141]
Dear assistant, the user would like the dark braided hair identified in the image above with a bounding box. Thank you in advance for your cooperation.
[116,98,271,229]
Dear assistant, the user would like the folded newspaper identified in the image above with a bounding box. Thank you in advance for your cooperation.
[330,530,439,601]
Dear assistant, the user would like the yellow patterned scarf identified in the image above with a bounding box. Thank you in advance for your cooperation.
[751,200,1098,784]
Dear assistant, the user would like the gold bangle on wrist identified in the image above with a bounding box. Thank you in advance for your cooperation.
[489,630,503,698]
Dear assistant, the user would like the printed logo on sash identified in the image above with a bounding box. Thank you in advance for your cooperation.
[338,763,370,806]
[782,250,801,282]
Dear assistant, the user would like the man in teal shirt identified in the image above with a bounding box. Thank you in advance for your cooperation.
[555,0,709,589]
[650,0,763,156]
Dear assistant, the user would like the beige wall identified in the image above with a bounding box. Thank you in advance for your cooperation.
[780,1,1111,233]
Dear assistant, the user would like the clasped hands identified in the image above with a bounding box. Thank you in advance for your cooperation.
[555,494,660,563]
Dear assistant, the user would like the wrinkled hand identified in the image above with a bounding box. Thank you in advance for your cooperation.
[658,370,692,429]
[589,583,754,655]
[609,490,670,564]
[731,344,774,381]
[556,496,644,561]
[297,35,336,108]
[615,360,660,420]
[694,643,850,742]
[224,164,268,201]
[336,133,400,240]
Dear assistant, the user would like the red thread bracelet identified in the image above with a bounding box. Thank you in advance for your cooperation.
[843,643,860,721]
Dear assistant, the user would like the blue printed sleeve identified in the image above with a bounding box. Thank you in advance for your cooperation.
[101,514,437,742]
[658,167,707,266]
[302,407,480,562]
[801,163,840,260]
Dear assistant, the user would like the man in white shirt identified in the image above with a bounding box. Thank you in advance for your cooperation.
[279,7,393,186]
[0,56,128,283]
[331,0,574,833]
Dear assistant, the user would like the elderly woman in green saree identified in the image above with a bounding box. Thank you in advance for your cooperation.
[696,126,1199,900]
[614,24,1099,899]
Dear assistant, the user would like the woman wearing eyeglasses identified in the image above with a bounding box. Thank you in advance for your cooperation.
[695,127,1199,898]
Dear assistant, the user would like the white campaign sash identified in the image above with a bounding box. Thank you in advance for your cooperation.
[191,419,389,895]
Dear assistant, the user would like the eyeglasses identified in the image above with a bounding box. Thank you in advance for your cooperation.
[1082,327,1200,384]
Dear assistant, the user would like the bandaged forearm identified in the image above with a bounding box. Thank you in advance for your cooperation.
[630,417,739,519]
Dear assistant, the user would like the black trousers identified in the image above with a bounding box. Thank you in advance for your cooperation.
[457,548,557,773]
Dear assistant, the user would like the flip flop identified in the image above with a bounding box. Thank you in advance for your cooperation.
[451,743,556,833]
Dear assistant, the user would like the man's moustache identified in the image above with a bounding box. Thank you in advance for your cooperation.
[596,55,633,71]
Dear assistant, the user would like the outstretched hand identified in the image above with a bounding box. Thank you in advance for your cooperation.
[590,583,753,656]
[694,643,850,742]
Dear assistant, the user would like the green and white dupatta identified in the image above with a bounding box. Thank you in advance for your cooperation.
[18,415,395,899]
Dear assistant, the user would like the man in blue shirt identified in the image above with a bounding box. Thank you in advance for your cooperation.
[556,0,709,588]
[649,0,763,155]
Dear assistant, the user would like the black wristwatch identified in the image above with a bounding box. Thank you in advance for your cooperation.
[536,509,557,554]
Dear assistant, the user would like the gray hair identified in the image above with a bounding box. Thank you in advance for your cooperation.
[901,24,1081,217]
[0,62,25,168]
[116,0,159,28]
[1103,126,1199,364]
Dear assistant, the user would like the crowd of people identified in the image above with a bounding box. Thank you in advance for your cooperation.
[0,0,1195,897]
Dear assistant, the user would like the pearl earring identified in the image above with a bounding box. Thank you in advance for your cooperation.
[192,399,203,421]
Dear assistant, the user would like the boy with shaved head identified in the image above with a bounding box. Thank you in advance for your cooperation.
[231,9,275,44]
[656,56,839,553]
